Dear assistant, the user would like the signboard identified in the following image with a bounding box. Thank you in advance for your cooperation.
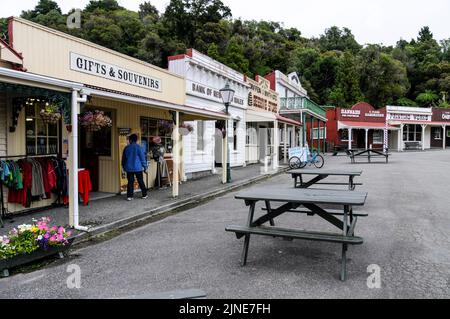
[246,76,278,113]
[338,103,385,122]
[288,147,308,162]
[70,52,162,92]
[432,108,450,122]
[387,113,431,122]
[187,80,245,107]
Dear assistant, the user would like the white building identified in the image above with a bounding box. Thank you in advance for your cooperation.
[386,106,433,151]
[169,49,249,179]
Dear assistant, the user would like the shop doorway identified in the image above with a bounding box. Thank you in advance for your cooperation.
[79,109,113,192]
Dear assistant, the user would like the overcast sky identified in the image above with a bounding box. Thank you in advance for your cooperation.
[2,0,450,45]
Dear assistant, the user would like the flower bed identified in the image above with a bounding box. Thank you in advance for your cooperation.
[0,217,73,276]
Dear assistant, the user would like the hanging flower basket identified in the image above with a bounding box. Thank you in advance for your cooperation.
[40,104,62,125]
[79,110,112,132]
[179,123,194,136]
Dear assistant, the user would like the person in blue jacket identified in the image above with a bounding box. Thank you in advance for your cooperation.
[122,134,148,201]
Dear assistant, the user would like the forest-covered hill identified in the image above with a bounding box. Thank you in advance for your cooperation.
[1,0,449,108]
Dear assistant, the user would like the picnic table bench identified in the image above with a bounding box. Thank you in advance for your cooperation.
[288,169,363,190]
[226,187,368,281]
[347,149,390,164]
[404,141,421,150]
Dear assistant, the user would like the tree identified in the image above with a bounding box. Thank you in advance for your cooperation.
[318,26,361,53]
[139,2,159,21]
[84,0,123,13]
[21,0,61,20]
[223,36,250,75]
[329,52,364,107]
[359,45,410,106]
[416,90,439,106]
[418,26,434,43]
[396,97,417,106]
[0,18,7,40]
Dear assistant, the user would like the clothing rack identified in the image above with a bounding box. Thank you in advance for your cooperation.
[0,154,60,227]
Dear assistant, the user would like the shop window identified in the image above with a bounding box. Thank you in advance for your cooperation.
[373,130,383,144]
[233,121,238,151]
[140,117,173,154]
[312,128,326,140]
[432,127,442,140]
[340,129,351,141]
[197,121,205,151]
[25,102,59,155]
[403,124,422,142]
[246,123,257,145]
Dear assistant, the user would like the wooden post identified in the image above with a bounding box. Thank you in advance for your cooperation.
[172,111,180,198]
[273,120,279,170]
[318,119,321,153]
[443,125,446,150]
[283,123,288,164]
[222,120,228,184]
[421,124,426,151]
[348,128,352,151]
[365,129,369,150]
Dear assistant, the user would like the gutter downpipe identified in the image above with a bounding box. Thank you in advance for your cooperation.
[69,89,89,231]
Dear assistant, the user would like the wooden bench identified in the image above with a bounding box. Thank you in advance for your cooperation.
[404,141,421,150]
[261,207,368,217]
[288,169,363,190]
[226,225,363,245]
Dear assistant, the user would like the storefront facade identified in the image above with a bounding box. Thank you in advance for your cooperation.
[326,102,397,151]
[168,49,248,179]
[1,18,225,227]
[244,75,278,164]
[386,106,433,151]
[429,108,450,149]
[266,71,327,153]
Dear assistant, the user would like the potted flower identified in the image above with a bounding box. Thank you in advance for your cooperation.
[180,123,194,136]
[79,110,112,132]
[40,103,62,124]
[0,217,74,277]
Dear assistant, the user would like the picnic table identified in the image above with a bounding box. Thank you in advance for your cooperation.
[226,187,368,281]
[347,149,390,164]
[288,169,363,190]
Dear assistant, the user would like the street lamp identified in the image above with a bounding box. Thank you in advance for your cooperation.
[220,83,235,184]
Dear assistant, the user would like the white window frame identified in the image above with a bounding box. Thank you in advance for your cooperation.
[432,127,442,140]
[196,121,205,152]
[340,129,353,142]
[373,130,383,144]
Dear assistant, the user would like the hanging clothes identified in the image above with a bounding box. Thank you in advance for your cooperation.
[28,159,46,198]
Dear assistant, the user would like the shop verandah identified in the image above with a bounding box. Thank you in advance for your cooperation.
[0,67,232,231]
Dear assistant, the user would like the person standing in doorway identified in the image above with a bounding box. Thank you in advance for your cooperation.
[122,134,148,201]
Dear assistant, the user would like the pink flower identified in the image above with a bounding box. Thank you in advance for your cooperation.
[58,227,65,234]
[38,222,47,231]
[44,233,50,239]
[50,236,57,242]
[50,226,58,232]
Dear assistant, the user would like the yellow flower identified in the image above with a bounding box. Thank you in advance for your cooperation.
[31,226,39,233]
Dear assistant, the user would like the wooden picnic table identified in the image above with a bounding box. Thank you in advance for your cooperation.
[348,149,390,164]
[288,169,363,190]
[226,187,368,281]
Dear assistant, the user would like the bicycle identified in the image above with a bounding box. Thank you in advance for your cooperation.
[289,149,324,169]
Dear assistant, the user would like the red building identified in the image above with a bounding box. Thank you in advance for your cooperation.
[326,102,397,151]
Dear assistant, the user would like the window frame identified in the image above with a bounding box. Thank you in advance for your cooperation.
[196,121,205,152]
[25,102,60,156]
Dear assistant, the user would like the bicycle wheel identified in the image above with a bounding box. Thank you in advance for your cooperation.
[289,156,301,169]
[314,154,325,169]
[299,160,307,169]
